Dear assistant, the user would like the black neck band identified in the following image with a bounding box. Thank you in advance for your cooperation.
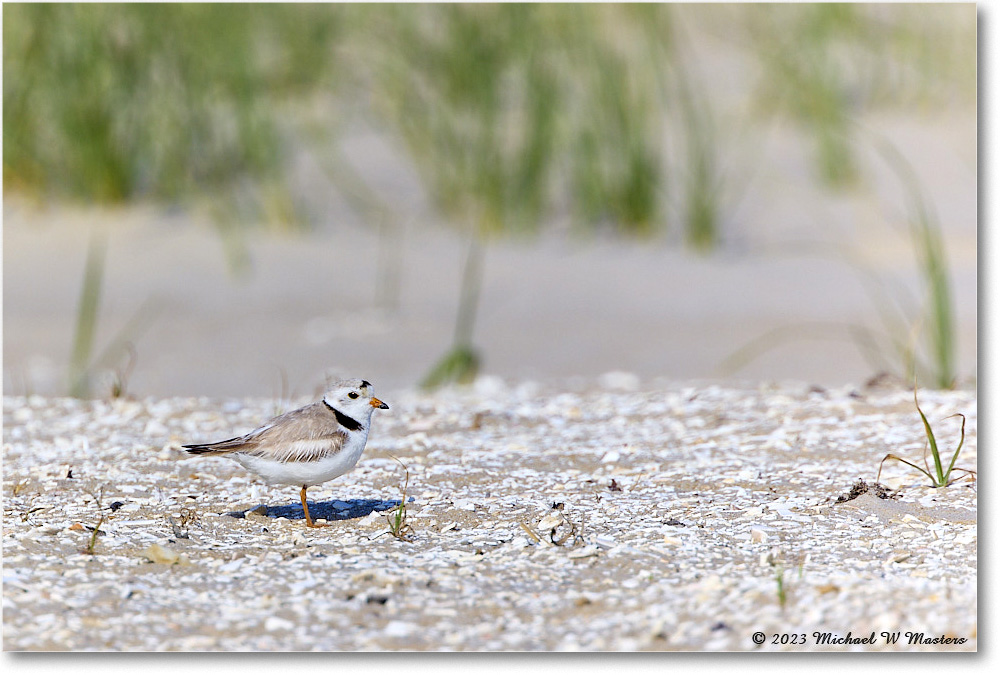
[324,401,364,432]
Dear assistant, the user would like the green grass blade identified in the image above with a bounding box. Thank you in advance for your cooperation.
[69,232,107,398]
[942,414,966,481]
[878,453,936,486]
[914,390,945,485]
[874,138,957,389]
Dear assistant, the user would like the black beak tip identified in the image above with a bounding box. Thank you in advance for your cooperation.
[379,402,390,410]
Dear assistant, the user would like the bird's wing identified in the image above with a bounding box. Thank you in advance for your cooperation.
[241,432,349,463]
[183,402,347,462]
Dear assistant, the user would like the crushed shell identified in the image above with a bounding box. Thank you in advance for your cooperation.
[2,378,976,651]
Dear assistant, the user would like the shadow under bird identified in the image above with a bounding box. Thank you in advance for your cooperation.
[183,378,389,527]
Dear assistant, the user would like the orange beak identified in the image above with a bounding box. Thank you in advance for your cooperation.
[370,397,389,410]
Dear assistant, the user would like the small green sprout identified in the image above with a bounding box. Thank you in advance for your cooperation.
[85,515,105,555]
[81,484,108,555]
[385,456,414,542]
[774,566,787,610]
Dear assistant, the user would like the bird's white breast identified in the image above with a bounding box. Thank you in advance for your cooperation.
[232,430,369,487]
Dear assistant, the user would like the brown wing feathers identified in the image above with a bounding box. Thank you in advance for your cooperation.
[182,401,347,461]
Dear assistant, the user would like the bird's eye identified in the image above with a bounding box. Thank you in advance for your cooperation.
[348,392,360,399]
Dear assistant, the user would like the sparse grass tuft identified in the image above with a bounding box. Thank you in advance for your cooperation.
[421,346,481,390]
[718,136,962,388]
[877,387,975,488]
[385,457,414,542]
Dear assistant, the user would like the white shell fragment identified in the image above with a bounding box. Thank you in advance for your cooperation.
[140,543,191,565]
[2,381,977,650]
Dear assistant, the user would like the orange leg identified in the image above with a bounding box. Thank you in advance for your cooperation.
[300,486,325,528]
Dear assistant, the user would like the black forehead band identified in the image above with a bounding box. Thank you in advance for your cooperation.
[361,380,372,389]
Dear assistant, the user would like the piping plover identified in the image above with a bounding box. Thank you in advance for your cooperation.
[183,378,389,528]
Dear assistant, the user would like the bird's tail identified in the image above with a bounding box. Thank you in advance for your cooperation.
[181,436,245,455]
[181,444,219,455]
